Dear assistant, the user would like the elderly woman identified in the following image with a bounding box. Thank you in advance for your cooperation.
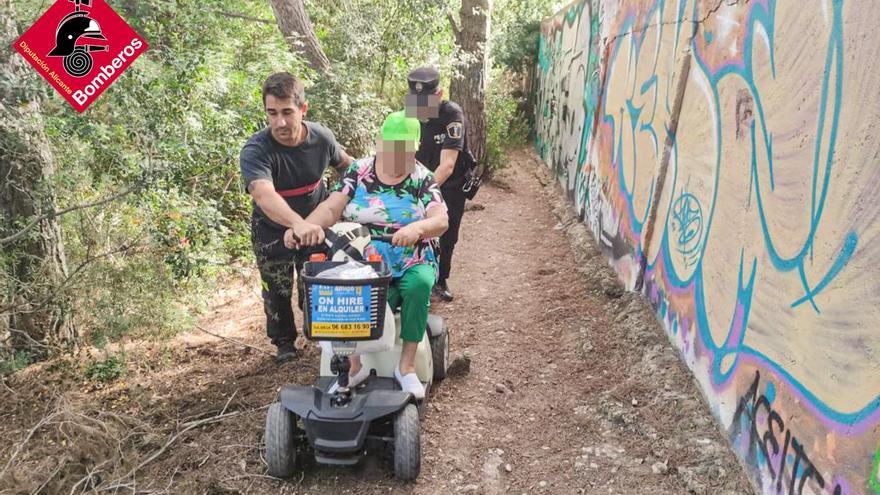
[285,111,448,398]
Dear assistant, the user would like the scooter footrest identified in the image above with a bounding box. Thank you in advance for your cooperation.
[314,450,363,466]
[312,424,365,451]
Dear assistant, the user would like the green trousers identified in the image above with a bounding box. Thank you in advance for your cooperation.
[387,264,435,343]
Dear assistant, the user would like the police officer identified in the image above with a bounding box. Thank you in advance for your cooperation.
[405,66,471,302]
[240,72,353,363]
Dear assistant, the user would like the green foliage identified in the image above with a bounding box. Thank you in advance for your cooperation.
[145,190,231,280]
[305,73,388,158]
[8,0,295,348]
[84,354,126,383]
[45,358,75,374]
[309,0,454,104]
[485,0,559,174]
[82,256,195,343]
[492,0,560,72]
[305,0,457,158]
[484,70,531,174]
[0,351,33,376]
[494,20,543,73]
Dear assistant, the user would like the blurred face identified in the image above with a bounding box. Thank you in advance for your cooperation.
[405,89,442,121]
[265,95,308,145]
[377,139,417,177]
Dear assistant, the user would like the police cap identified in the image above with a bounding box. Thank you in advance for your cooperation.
[407,66,440,96]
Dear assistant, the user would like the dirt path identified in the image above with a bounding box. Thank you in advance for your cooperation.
[0,148,752,494]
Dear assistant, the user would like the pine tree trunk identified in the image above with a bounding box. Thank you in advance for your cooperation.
[0,0,75,353]
[449,0,491,166]
[268,0,331,74]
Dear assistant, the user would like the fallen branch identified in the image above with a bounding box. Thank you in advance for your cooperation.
[0,185,141,246]
[218,390,238,418]
[0,408,59,478]
[0,376,14,395]
[30,459,64,495]
[100,404,269,492]
[221,473,285,483]
[68,460,111,495]
[191,324,273,357]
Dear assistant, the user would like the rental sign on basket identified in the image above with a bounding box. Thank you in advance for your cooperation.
[13,0,148,113]
[310,285,372,338]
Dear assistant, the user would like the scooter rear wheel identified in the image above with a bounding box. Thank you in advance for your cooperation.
[393,403,420,480]
[265,402,297,477]
[430,326,449,381]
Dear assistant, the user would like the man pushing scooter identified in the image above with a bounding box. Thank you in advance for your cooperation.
[239,72,354,364]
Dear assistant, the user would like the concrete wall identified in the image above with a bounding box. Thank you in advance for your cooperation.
[534,1,880,494]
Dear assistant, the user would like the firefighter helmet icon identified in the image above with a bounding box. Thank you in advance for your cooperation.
[47,0,108,77]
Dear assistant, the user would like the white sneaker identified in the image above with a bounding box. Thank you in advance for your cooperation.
[328,366,371,394]
[394,367,425,399]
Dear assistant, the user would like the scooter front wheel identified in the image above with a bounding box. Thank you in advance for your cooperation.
[265,402,298,477]
[393,403,420,480]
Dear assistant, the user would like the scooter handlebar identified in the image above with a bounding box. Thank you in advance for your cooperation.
[370,234,395,243]
[291,228,399,251]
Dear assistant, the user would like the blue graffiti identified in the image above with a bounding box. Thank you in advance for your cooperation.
[682,0,872,426]
[537,0,875,428]
[671,191,703,266]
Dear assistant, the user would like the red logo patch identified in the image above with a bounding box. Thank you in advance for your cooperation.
[13,0,148,113]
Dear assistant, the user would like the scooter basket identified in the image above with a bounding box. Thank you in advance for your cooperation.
[301,261,391,341]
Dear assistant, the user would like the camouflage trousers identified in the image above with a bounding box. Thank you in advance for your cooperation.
[251,216,305,346]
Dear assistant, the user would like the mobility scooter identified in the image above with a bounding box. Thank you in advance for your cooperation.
[264,223,449,480]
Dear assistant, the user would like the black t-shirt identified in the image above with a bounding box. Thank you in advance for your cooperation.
[240,122,343,229]
[415,100,469,187]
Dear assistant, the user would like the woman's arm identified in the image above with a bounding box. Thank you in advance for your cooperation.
[305,192,350,228]
[415,206,449,238]
[392,206,448,246]
[284,192,350,248]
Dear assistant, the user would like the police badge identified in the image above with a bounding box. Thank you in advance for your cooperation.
[446,122,463,140]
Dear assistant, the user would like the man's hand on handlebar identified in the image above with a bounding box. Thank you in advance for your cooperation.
[284,222,325,249]
[283,228,298,249]
[391,224,422,247]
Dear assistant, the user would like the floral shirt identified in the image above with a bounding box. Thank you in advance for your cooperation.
[332,157,447,278]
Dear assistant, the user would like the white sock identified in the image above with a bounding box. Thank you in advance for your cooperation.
[394,367,425,399]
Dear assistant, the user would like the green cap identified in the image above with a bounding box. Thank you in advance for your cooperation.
[381,110,420,143]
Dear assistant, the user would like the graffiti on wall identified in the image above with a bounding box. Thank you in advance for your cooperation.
[535,0,601,215]
[535,0,880,494]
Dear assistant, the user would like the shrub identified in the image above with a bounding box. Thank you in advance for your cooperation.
[484,70,531,175]
[84,354,126,383]
[0,351,33,376]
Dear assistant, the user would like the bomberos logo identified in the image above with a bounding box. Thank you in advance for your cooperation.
[14,0,148,113]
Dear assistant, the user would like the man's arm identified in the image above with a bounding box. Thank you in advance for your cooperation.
[435,105,466,186]
[335,149,355,172]
[249,180,323,244]
[283,193,350,249]
[248,180,305,228]
[433,149,458,186]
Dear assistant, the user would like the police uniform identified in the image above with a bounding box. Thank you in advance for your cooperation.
[407,67,471,297]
